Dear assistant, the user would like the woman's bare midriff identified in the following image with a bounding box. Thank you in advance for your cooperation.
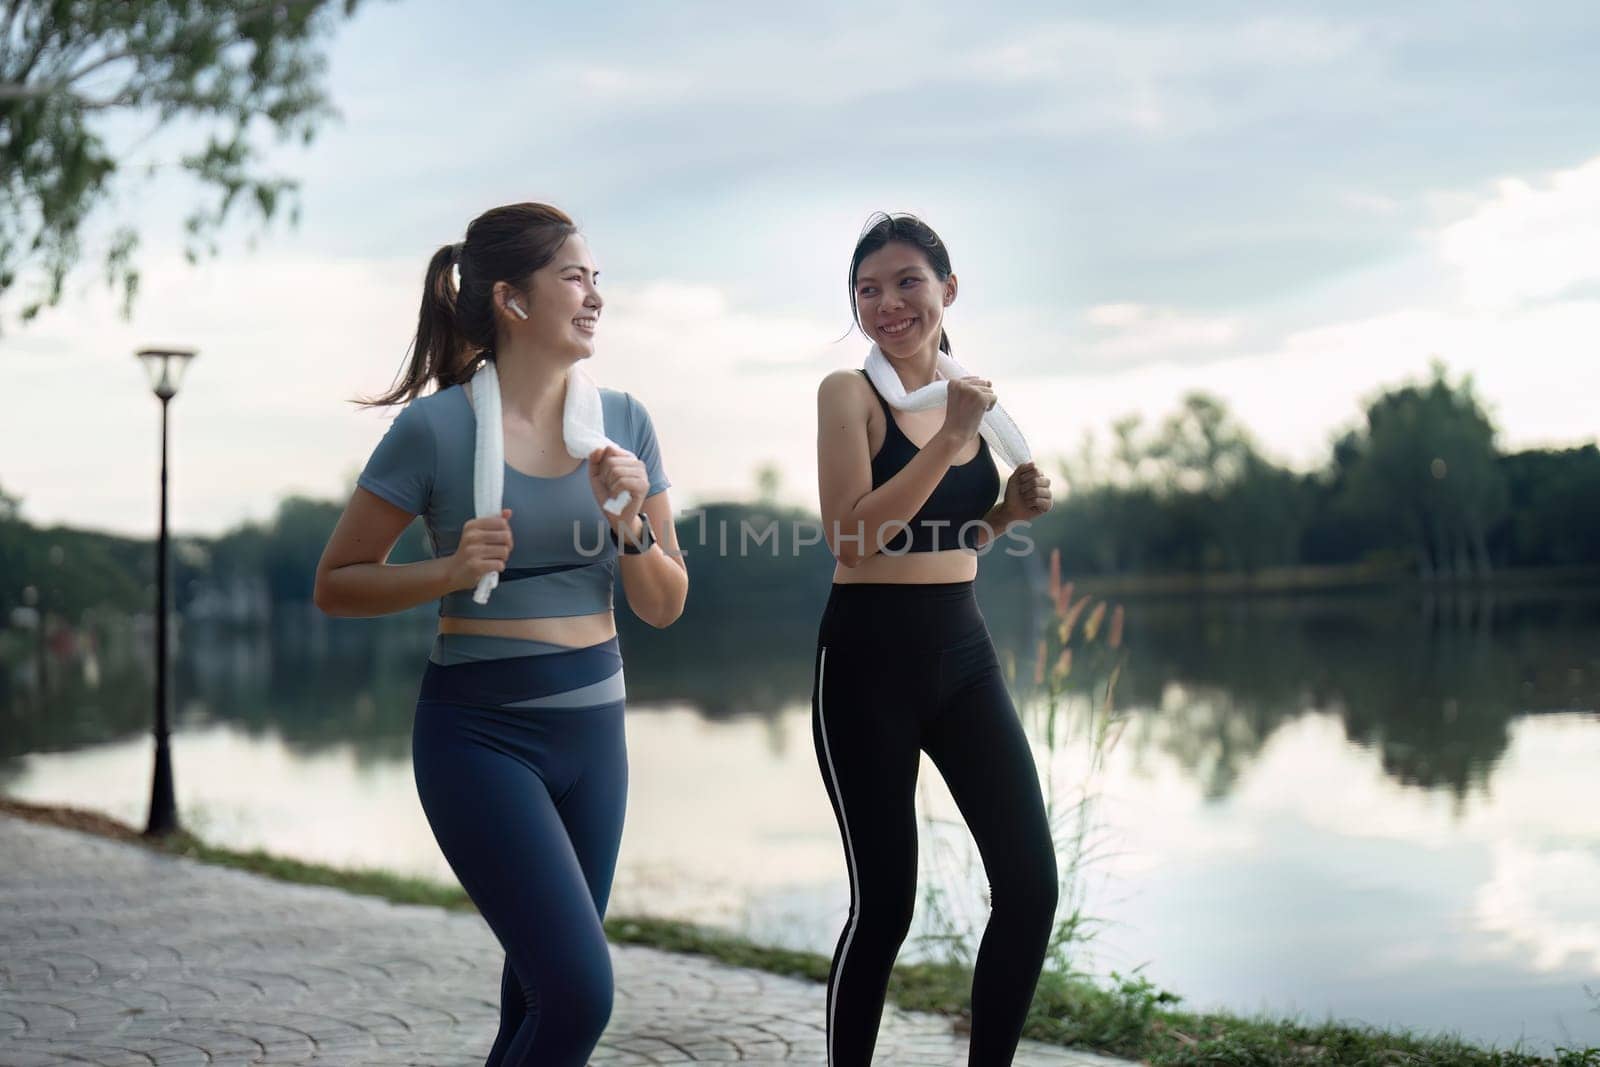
[438,611,617,648]
[832,549,978,585]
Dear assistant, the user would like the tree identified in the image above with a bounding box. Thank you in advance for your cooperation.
[1148,392,1257,496]
[753,461,782,506]
[1146,393,1310,572]
[1214,456,1313,572]
[1494,445,1600,567]
[1343,363,1507,578]
[0,0,368,325]
[261,494,343,603]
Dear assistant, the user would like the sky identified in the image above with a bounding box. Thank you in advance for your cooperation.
[4,1,1599,539]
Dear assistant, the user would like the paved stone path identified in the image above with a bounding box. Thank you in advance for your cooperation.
[0,816,1138,1065]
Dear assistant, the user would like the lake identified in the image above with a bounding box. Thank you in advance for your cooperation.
[3,585,1597,1055]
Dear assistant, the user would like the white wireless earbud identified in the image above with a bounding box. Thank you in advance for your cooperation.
[507,301,529,321]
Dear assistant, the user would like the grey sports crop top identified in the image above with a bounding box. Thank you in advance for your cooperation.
[356,382,670,620]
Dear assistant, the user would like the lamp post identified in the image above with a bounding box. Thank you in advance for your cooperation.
[136,346,196,838]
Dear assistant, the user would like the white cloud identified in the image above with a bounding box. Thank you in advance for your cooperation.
[621,281,729,322]
[575,65,694,101]
[3,247,422,536]
[593,281,840,508]
[1,257,844,533]
[1002,154,1600,471]
[1085,303,1145,328]
[10,92,1600,536]
[1463,716,1600,972]
[1474,840,1600,973]
[1437,155,1600,310]
[926,701,1600,991]
[958,15,1386,137]
[999,296,1600,475]
[1336,190,1404,217]
[965,16,1376,82]
[1079,303,1243,366]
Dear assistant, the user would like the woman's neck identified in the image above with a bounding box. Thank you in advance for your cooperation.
[885,338,943,392]
[493,343,574,424]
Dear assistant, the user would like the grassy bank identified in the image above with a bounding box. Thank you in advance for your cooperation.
[3,797,1595,1067]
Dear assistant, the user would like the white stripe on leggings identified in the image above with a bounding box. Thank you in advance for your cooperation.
[816,645,860,1067]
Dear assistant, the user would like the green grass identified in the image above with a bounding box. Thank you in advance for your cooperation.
[1018,970,1600,1066]
[165,832,476,910]
[6,798,1597,1066]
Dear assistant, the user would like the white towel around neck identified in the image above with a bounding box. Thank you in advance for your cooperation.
[863,344,1031,469]
[469,357,632,605]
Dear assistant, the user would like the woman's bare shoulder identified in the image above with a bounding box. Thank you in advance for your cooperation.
[817,367,871,411]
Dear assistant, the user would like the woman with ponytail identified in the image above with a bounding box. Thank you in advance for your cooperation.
[313,203,687,1066]
[811,213,1057,1065]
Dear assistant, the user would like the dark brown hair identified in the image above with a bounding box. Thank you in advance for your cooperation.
[359,202,579,407]
[848,212,955,355]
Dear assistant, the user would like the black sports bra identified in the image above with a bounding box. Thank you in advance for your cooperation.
[860,369,1001,553]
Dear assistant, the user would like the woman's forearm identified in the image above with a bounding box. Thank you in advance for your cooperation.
[616,539,687,628]
[314,556,460,618]
[832,431,965,565]
[618,550,686,627]
[971,501,1024,549]
[609,512,685,627]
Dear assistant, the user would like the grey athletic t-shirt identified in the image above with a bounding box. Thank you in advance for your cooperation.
[357,382,670,620]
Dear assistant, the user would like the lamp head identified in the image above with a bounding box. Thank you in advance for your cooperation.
[135,347,198,400]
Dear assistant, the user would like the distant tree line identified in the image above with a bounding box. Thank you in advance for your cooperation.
[0,490,425,625]
[1034,363,1600,580]
[2,364,1597,627]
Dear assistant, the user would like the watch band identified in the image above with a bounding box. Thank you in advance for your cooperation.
[615,513,656,555]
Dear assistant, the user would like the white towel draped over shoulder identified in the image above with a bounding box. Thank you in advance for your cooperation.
[468,357,633,605]
[863,344,1031,469]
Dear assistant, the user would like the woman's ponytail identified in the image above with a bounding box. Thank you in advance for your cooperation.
[359,243,468,408]
[415,241,468,373]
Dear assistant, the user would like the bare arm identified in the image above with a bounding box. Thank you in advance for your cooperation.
[313,488,500,617]
[972,502,1022,549]
[816,370,967,567]
[588,444,686,629]
[972,462,1055,549]
[614,490,688,628]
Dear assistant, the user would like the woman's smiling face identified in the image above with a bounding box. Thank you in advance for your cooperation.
[517,234,604,360]
[852,241,956,358]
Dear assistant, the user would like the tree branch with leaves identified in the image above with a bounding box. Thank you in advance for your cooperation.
[0,0,369,327]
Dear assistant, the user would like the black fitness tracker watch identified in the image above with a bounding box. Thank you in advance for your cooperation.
[614,513,656,555]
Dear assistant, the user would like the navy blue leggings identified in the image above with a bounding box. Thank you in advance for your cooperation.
[412,633,628,1067]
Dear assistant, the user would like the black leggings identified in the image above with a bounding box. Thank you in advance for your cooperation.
[811,581,1058,1066]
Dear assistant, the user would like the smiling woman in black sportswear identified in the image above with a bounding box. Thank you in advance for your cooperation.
[812,212,1057,1066]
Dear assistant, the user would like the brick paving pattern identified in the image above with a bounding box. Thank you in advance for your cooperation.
[0,816,1138,1066]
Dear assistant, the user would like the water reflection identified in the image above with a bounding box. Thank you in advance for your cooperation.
[1105,590,1600,802]
[3,585,1598,1053]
